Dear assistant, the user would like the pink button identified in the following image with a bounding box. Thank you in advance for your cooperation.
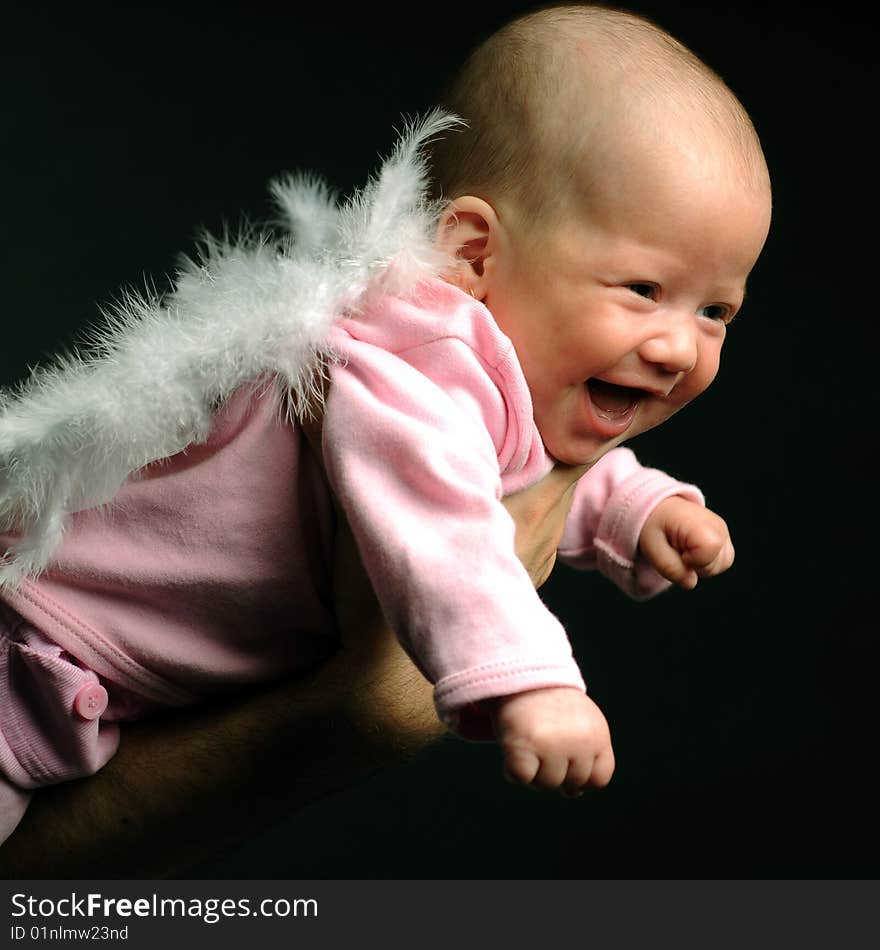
[73,683,108,721]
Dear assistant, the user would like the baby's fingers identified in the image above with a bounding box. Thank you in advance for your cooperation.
[562,743,616,797]
[684,534,735,577]
[503,746,570,790]
[502,747,541,786]
[530,755,569,791]
[642,531,698,589]
[586,742,615,788]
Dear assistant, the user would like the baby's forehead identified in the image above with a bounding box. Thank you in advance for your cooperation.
[520,16,759,147]
[531,53,767,207]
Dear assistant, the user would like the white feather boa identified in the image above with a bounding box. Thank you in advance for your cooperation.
[0,110,462,588]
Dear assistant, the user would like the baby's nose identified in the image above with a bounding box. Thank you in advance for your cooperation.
[638,313,698,376]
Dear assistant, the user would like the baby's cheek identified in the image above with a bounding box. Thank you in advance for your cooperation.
[681,344,722,405]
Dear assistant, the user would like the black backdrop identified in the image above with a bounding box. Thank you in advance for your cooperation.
[2,1,875,877]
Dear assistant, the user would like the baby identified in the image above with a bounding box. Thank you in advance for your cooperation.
[0,4,771,839]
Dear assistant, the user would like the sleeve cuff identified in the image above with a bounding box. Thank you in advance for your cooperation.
[595,469,705,600]
[434,659,587,741]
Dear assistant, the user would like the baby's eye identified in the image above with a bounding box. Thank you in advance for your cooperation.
[626,283,658,300]
[698,304,732,322]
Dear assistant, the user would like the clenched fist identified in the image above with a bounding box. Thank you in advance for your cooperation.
[639,495,734,590]
[491,687,615,797]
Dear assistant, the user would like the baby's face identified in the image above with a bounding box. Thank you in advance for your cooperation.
[482,146,771,466]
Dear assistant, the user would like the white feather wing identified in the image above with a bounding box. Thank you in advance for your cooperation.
[0,110,461,588]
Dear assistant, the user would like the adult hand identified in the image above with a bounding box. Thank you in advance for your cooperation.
[505,462,588,587]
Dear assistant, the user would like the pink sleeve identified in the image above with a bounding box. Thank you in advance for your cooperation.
[322,333,585,738]
[557,447,705,600]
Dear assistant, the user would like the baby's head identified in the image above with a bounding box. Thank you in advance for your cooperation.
[431,3,772,465]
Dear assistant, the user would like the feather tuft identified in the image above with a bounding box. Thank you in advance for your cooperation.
[0,110,462,588]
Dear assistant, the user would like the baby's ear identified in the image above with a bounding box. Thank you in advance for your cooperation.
[434,196,501,300]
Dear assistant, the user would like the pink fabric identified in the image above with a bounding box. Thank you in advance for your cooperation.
[2,383,338,703]
[322,280,704,730]
[558,450,704,599]
[0,277,705,837]
[0,603,120,841]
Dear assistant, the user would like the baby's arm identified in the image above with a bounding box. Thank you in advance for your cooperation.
[322,328,587,736]
[557,447,726,599]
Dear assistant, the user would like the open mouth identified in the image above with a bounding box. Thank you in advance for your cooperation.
[584,378,643,437]
[586,379,642,419]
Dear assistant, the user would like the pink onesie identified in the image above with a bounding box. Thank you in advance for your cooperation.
[0,277,703,840]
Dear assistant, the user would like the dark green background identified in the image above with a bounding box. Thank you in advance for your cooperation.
[2,1,874,876]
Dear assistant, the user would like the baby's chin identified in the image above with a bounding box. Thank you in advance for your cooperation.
[540,412,663,467]
[540,431,625,468]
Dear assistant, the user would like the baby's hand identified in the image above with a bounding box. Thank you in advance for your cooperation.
[639,496,734,590]
[491,688,614,797]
